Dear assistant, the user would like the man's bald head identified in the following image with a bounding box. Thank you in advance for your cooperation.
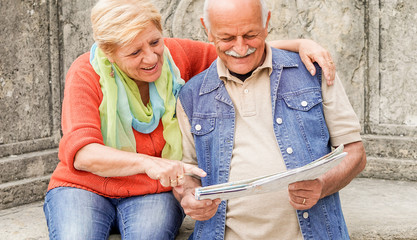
[203,0,269,31]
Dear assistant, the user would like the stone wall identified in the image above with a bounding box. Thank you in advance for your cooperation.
[0,0,61,158]
[0,0,416,209]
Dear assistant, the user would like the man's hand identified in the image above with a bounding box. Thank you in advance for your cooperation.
[173,176,221,221]
[288,179,323,210]
[178,189,221,221]
[298,39,336,86]
[288,141,366,210]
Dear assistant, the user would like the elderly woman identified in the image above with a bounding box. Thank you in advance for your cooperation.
[43,0,335,239]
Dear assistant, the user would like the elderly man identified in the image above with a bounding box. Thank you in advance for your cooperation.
[174,0,367,239]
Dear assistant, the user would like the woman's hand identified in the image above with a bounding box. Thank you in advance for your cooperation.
[298,39,336,86]
[268,39,336,85]
[143,157,207,188]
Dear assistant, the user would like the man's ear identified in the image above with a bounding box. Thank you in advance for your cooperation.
[264,11,271,36]
[200,17,214,42]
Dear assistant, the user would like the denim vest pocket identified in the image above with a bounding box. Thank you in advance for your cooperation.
[190,117,216,135]
[282,88,322,111]
[280,88,329,155]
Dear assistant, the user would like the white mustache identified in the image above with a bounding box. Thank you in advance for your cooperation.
[225,47,256,58]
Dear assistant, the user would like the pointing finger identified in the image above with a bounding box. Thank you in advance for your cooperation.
[183,164,207,178]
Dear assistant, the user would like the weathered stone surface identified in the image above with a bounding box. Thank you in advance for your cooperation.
[360,157,417,181]
[0,175,50,210]
[0,136,59,159]
[0,149,58,184]
[171,0,207,41]
[152,0,182,38]
[366,0,417,137]
[360,135,416,181]
[0,1,56,149]
[379,0,417,126]
[0,0,61,157]
[362,135,417,160]
[60,0,96,79]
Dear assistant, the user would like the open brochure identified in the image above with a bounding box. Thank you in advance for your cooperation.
[195,145,347,200]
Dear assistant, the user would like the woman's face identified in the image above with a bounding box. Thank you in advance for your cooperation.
[108,23,164,85]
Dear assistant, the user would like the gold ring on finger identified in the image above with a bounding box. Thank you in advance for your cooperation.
[302,198,306,205]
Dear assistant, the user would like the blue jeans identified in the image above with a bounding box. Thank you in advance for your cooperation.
[43,187,185,240]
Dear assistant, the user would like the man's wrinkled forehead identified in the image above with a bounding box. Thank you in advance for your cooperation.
[204,0,268,30]
[208,1,263,28]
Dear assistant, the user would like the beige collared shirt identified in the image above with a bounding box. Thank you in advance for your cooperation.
[176,44,361,239]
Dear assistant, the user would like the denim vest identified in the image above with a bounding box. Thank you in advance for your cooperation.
[179,48,349,240]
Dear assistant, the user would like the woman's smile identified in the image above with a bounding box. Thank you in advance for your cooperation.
[142,63,158,71]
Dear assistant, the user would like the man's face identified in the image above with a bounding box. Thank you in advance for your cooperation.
[205,0,270,75]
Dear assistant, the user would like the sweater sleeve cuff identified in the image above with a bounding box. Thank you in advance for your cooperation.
[58,127,104,174]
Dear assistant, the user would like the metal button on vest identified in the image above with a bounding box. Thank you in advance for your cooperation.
[195,124,202,131]
[301,101,308,107]
[286,147,293,154]
[276,118,283,124]
[303,212,309,219]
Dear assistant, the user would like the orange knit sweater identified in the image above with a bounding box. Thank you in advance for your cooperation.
[47,38,217,198]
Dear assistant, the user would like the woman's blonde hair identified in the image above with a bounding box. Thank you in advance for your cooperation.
[91,0,162,56]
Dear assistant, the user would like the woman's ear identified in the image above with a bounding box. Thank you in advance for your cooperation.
[107,55,115,63]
